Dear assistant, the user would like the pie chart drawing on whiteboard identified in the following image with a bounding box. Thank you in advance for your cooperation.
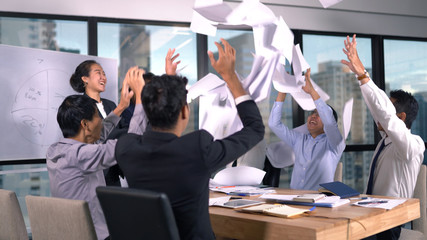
[11,69,74,146]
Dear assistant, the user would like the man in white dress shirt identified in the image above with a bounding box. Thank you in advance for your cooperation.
[342,34,425,240]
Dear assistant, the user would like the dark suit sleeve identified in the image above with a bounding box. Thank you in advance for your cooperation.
[201,100,265,173]
[101,98,129,140]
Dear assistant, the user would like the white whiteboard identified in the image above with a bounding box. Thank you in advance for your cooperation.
[0,44,118,161]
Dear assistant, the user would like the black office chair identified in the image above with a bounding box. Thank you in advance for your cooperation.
[96,186,180,240]
[262,156,282,187]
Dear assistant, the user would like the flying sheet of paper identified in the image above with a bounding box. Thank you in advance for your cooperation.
[194,0,223,8]
[199,92,243,139]
[319,0,343,8]
[272,65,304,93]
[271,16,294,64]
[266,141,295,168]
[290,78,330,111]
[193,2,233,23]
[187,73,225,103]
[226,0,276,26]
[292,44,310,77]
[242,53,280,102]
[212,166,266,185]
[342,98,353,140]
[190,11,217,36]
[227,140,266,170]
[252,23,277,58]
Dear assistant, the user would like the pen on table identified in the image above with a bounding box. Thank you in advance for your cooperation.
[230,197,242,200]
[215,186,235,189]
[357,200,388,205]
[309,206,316,211]
[349,197,369,200]
[227,192,250,196]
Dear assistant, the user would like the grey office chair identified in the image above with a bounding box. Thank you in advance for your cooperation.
[25,195,97,240]
[0,189,28,240]
[400,164,426,240]
[96,186,180,240]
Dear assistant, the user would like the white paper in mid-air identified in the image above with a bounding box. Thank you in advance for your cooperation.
[272,16,294,64]
[289,79,330,111]
[212,166,266,185]
[190,11,217,36]
[342,98,354,139]
[319,0,343,8]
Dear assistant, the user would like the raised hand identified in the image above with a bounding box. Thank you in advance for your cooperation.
[207,38,236,79]
[302,68,313,94]
[207,38,245,99]
[341,34,365,77]
[165,48,181,75]
[301,68,320,100]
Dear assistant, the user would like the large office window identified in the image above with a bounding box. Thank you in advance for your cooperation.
[384,39,427,164]
[208,30,293,143]
[0,17,87,54]
[302,34,374,191]
[0,15,88,232]
[98,22,199,133]
[208,29,294,186]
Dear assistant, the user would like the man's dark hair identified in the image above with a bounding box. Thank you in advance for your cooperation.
[70,60,98,93]
[57,95,98,138]
[142,74,188,130]
[328,104,338,123]
[390,90,419,129]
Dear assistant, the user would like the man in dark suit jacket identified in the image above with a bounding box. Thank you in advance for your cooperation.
[115,38,265,240]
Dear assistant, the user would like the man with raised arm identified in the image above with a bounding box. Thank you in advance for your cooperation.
[269,68,345,190]
[115,39,265,240]
[47,67,147,240]
[342,34,424,240]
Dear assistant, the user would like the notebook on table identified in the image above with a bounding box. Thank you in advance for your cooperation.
[318,181,360,198]
[240,204,314,218]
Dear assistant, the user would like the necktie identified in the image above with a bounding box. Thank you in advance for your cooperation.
[366,140,386,195]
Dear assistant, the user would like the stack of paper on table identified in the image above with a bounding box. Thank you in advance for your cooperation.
[260,194,350,208]
[240,204,313,218]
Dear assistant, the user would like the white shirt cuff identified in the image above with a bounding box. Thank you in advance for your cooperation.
[234,95,252,105]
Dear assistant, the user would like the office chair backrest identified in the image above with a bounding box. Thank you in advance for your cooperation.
[334,162,343,182]
[25,195,97,240]
[399,164,426,240]
[413,164,427,234]
[0,189,28,240]
[96,186,180,240]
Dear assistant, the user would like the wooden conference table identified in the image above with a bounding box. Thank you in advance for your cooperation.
[209,188,420,240]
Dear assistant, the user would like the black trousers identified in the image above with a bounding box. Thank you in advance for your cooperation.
[363,225,401,240]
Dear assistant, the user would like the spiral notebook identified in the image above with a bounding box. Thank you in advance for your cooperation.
[239,204,313,218]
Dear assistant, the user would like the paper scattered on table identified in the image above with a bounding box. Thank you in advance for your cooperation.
[210,185,276,196]
[211,166,266,186]
[209,196,231,206]
[353,198,407,210]
[260,194,349,207]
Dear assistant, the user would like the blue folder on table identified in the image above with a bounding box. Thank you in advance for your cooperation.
[318,181,360,199]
